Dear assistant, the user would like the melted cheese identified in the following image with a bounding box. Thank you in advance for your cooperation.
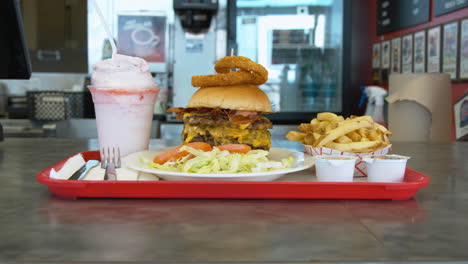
[183,126,271,148]
[183,113,208,118]
[183,114,270,130]
[238,123,251,130]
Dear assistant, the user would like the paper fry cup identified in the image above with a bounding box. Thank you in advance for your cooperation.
[303,144,392,177]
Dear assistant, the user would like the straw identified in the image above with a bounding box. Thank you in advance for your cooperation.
[91,0,117,57]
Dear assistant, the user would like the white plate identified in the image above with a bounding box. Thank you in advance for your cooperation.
[123,147,314,181]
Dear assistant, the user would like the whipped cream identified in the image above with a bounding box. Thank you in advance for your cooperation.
[91,54,158,89]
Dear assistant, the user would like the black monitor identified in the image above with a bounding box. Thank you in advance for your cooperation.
[0,0,32,80]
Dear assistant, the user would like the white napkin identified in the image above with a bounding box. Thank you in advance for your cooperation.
[49,168,61,179]
[82,166,105,181]
[81,165,159,181]
[116,167,139,181]
[50,155,159,181]
[138,172,160,181]
[50,154,86,180]
[81,167,138,181]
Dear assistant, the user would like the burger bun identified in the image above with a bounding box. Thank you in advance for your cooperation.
[187,85,272,113]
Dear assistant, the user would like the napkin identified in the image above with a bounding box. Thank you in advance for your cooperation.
[50,154,86,180]
[80,165,159,181]
[116,167,139,181]
[49,154,159,181]
[138,172,160,181]
[82,166,105,181]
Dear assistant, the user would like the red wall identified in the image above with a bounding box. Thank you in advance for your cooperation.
[367,1,468,140]
[348,0,378,116]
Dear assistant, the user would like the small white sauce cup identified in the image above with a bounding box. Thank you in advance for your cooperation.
[362,155,411,183]
[313,155,359,182]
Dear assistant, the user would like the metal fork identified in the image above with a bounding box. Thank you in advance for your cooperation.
[100,147,121,180]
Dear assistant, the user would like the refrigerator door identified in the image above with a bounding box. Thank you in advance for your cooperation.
[235,0,344,118]
[0,0,31,79]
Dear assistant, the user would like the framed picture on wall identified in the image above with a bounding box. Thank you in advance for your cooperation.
[413,30,426,73]
[372,43,381,69]
[117,12,168,72]
[381,40,390,69]
[454,93,468,140]
[427,26,441,73]
[460,18,468,80]
[442,21,459,79]
[402,34,413,73]
[391,37,401,73]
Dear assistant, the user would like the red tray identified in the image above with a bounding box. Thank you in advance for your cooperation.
[37,151,430,200]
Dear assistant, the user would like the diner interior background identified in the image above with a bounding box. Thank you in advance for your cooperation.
[0,0,466,140]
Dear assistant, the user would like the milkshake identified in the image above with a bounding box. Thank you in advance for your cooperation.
[90,54,160,157]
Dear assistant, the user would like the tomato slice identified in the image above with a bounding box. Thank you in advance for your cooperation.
[153,142,212,164]
[217,144,252,154]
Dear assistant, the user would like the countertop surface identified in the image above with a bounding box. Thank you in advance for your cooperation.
[1,138,467,264]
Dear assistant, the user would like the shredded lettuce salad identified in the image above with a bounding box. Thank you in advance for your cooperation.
[140,146,295,174]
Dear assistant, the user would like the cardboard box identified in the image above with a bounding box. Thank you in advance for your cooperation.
[386,73,452,142]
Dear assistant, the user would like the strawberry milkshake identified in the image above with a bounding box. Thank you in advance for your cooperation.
[90,54,160,156]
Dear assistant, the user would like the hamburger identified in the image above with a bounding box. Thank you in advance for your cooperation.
[168,56,273,150]
[168,84,272,150]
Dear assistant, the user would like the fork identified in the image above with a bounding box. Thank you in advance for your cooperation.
[100,147,121,180]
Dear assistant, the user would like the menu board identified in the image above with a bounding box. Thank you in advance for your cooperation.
[377,0,430,35]
[434,0,468,16]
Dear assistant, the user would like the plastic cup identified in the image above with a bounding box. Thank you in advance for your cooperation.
[363,155,410,182]
[90,88,159,157]
[313,155,358,182]
[302,144,392,177]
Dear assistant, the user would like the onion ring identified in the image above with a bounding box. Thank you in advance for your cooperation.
[215,56,268,82]
[191,56,268,87]
[192,71,261,87]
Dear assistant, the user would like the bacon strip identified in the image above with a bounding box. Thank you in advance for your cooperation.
[227,110,259,124]
[228,114,258,124]
[167,107,211,113]
[166,107,185,113]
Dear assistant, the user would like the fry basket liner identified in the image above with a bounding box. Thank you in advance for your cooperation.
[303,144,392,177]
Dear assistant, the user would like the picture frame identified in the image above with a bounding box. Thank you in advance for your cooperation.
[442,21,459,80]
[402,34,413,73]
[413,30,426,73]
[372,43,381,69]
[391,37,401,73]
[381,40,391,69]
[427,26,441,73]
[454,93,468,140]
[117,11,168,73]
[460,18,468,80]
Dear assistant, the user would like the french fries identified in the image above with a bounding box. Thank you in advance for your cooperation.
[336,135,352,143]
[314,120,373,147]
[285,131,306,142]
[286,112,392,153]
[324,141,382,153]
[317,112,340,123]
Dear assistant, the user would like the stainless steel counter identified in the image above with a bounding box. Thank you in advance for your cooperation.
[0,138,467,263]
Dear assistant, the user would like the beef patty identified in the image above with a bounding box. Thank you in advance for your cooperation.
[184,114,272,130]
[186,131,270,150]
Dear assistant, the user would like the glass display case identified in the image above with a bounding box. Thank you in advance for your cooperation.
[232,0,346,121]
